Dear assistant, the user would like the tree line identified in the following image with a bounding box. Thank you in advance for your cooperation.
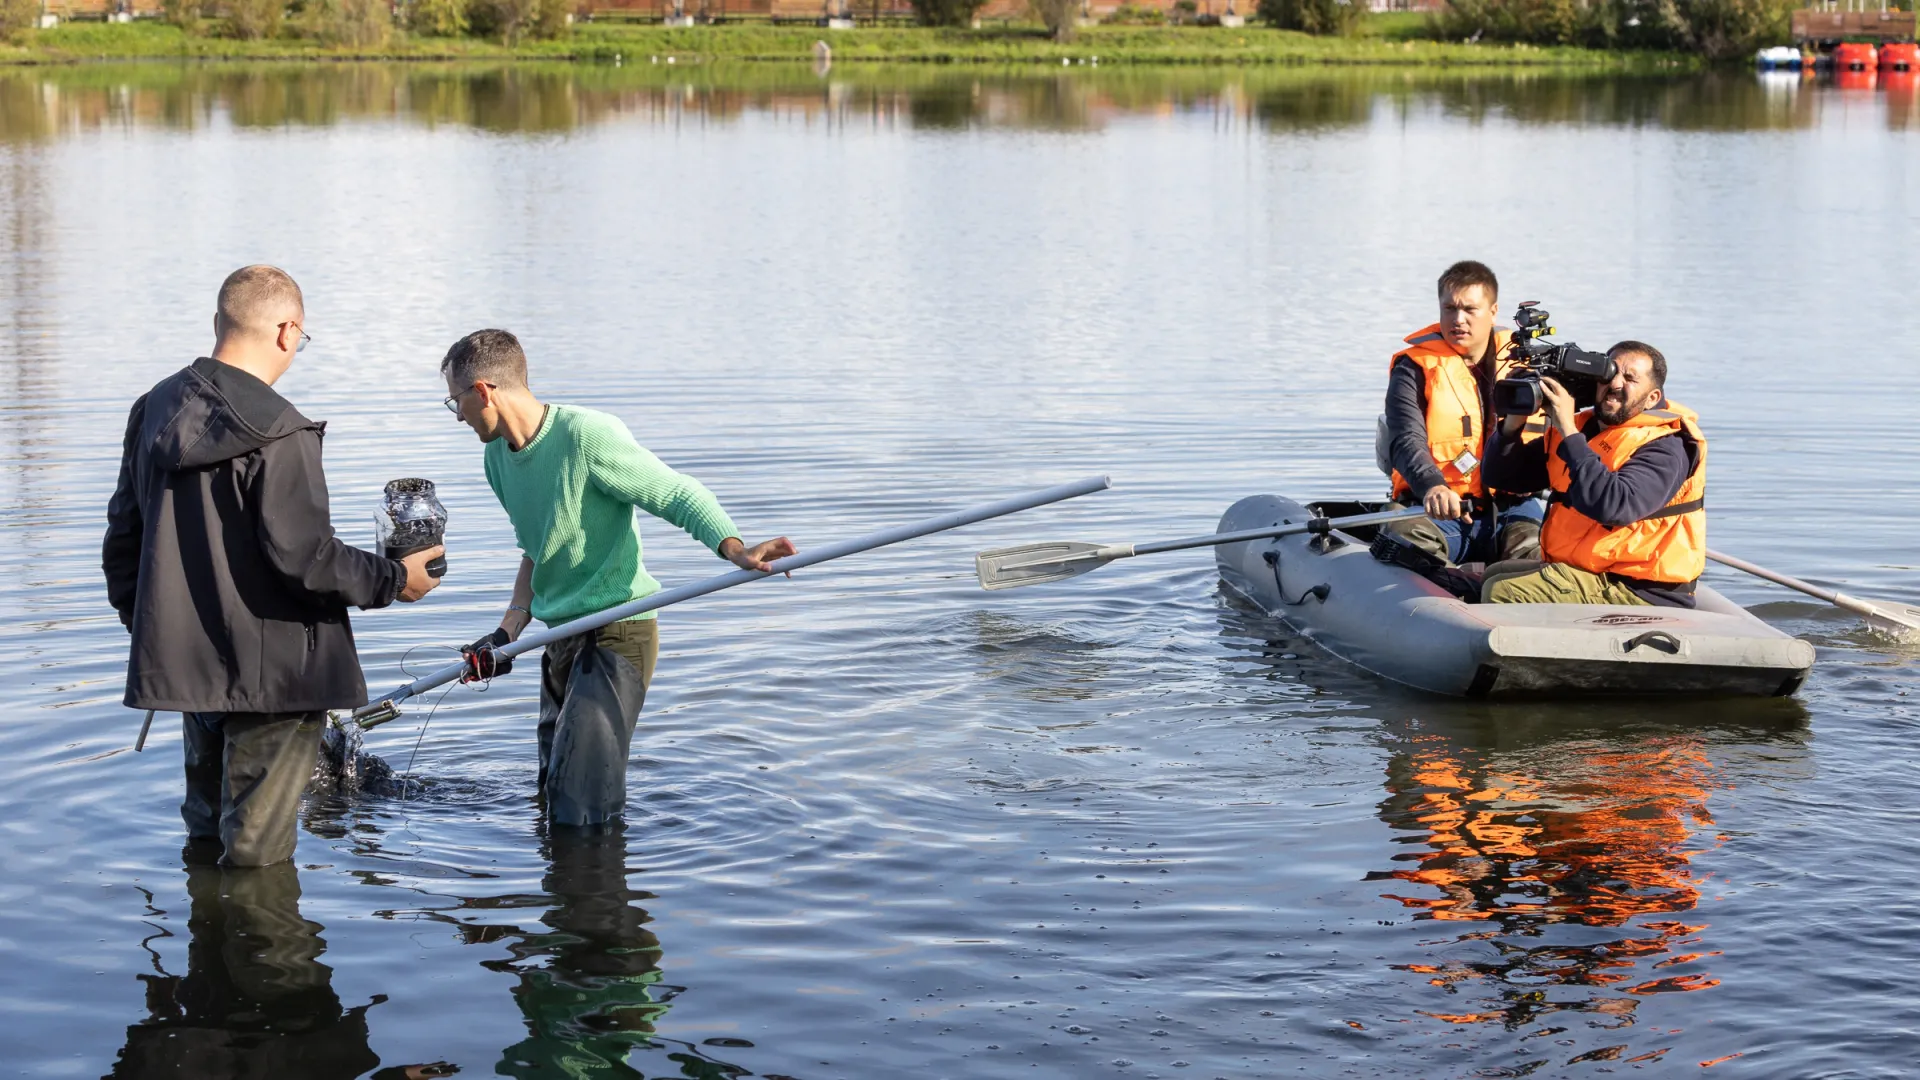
[2,0,1872,58]
[0,0,572,44]
[912,0,1816,57]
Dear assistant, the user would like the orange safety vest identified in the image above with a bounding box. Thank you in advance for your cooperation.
[1540,400,1707,584]
[1388,325,1515,501]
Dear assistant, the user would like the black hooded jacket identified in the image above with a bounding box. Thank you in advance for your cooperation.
[103,357,404,712]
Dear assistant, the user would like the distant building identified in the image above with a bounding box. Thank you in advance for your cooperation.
[1790,7,1916,43]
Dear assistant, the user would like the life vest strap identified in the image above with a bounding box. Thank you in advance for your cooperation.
[1547,493,1703,520]
[1641,496,1705,520]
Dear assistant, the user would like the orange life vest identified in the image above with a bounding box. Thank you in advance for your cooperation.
[1540,400,1707,584]
[1388,325,1515,501]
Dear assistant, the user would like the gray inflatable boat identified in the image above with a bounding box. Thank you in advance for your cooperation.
[1215,495,1815,698]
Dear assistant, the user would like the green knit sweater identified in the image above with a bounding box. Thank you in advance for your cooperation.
[484,404,739,626]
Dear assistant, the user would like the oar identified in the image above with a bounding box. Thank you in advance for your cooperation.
[975,506,1427,591]
[344,475,1113,733]
[1708,549,1920,639]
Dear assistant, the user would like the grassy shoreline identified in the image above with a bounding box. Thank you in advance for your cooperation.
[1,21,1696,70]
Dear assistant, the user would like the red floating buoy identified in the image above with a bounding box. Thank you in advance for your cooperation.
[1834,41,1879,72]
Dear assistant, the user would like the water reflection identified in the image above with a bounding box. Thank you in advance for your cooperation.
[1367,704,1807,1054]
[967,609,1120,705]
[351,821,763,1077]
[489,824,671,1077]
[106,854,383,1079]
[2,63,1915,141]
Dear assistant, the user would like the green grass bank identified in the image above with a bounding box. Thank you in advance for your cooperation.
[1,19,1695,69]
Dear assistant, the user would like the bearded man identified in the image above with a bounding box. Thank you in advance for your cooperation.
[1477,340,1706,608]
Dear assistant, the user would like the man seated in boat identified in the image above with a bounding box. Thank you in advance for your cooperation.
[1478,341,1706,608]
[439,329,795,827]
[1379,260,1547,567]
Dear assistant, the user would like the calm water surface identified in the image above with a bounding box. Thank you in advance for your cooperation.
[1,62,1917,1079]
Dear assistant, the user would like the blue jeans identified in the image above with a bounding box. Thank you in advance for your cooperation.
[1429,497,1546,565]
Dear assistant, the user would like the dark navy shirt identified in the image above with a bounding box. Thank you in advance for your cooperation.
[1482,408,1698,606]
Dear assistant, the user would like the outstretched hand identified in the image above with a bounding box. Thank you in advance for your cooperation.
[721,536,799,576]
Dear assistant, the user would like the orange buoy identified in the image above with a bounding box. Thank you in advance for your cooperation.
[1879,42,1918,72]
[1834,42,1879,71]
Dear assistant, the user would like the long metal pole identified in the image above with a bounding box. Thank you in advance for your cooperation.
[351,475,1112,726]
[1707,548,1920,636]
[1706,549,1840,604]
[1131,507,1426,557]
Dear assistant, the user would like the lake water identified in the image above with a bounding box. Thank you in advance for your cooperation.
[2,60,1917,1079]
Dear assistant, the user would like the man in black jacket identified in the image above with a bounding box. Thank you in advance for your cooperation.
[104,265,442,867]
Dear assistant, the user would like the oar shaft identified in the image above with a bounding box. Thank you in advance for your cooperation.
[353,475,1111,724]
[1706,549,1840,605]
[1131,507,1426,557]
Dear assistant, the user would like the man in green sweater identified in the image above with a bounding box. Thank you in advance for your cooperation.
[441,329,794,827]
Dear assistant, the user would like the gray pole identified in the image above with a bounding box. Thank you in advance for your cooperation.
[351,475,1112,727]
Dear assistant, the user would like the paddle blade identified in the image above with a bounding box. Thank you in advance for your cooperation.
[976,541,1119,591]
[1863,601,1920,642]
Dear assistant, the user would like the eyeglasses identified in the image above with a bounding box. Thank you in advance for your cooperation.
[280,321,311,353]
[443,384,490,416]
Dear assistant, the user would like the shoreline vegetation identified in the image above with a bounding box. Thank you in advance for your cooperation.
[1,19,1699,69]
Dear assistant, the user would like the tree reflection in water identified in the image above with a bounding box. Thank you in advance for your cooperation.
[0,64,1908,144]
[1368,705,1806,1051]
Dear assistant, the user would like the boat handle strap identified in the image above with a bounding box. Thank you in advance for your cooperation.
[1623,630,1683,655]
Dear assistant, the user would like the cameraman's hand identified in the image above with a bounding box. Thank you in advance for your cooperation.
[1422,485,1471,523]
[1540,377,1579,437]
[398,546,445,603]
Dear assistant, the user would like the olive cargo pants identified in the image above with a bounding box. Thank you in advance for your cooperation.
[1480,559,1652,606]
[538,618,659,828]
[181,711,327,867]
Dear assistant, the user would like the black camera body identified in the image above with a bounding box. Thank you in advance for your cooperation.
[1491,301,1617,417]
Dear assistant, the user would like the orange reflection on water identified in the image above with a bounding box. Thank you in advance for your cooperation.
[1382,742,1713,927]
[1372,732,1726,1033]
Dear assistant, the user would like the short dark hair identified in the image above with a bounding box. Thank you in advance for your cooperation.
[1609,340,1667,389]
[1437,261,1498,304]
[442,329,529,390]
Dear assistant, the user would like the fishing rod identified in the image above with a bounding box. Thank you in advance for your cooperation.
[345,475,1114,733]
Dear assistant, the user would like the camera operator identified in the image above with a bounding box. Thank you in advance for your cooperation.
[1478,341,1706,607]
[1380,261,1547,566]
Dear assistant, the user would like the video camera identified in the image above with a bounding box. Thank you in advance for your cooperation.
[1491,301,1617,417]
